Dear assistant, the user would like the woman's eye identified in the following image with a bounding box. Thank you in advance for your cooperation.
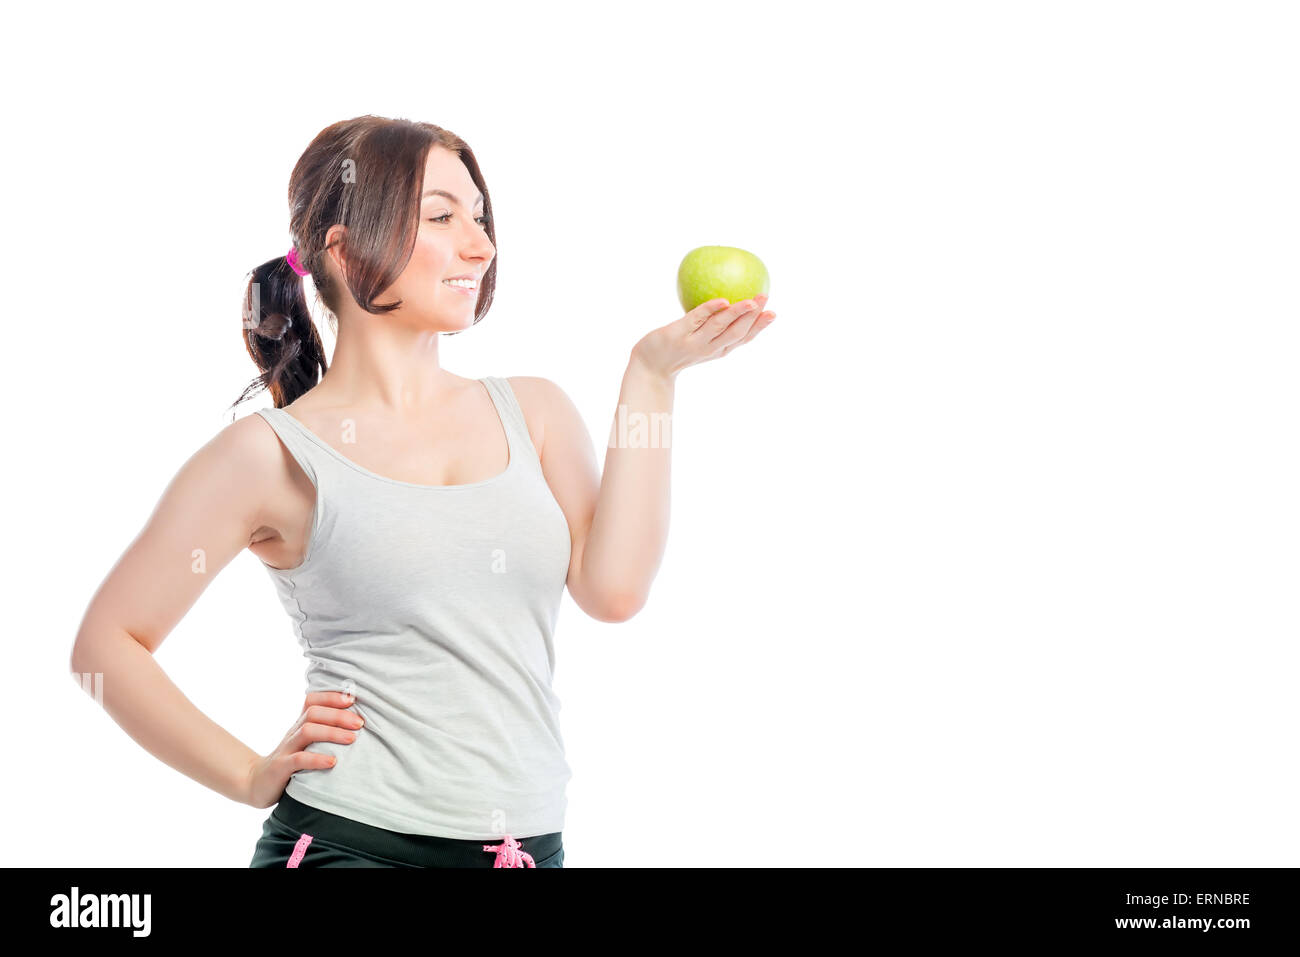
[428,213,491,228]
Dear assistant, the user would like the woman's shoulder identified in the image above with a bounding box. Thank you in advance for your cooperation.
[216,404,320,500]
[500,374,566,407]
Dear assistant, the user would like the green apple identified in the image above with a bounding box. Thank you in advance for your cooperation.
[676,245,770,313]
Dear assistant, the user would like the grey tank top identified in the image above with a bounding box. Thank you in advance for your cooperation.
[253,376,573,840]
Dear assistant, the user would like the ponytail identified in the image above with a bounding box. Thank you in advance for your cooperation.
[228,253,327,413]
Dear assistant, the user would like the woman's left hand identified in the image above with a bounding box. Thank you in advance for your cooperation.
[631,294,775,383]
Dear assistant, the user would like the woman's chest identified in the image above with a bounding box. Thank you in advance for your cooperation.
[272,475,572,617]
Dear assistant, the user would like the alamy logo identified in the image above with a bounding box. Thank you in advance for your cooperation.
[72,672,103,707]
[49,886,151,937]
[607,403,672,449]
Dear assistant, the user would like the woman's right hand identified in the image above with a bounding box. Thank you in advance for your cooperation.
[243,691,364,809]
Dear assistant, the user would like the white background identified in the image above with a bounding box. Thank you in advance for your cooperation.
[5,0,1296,867]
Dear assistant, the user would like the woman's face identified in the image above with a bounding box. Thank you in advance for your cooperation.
[382,146,495,331]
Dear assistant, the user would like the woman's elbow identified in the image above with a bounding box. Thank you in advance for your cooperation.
[601,591,645,623]
[573,587,644,623]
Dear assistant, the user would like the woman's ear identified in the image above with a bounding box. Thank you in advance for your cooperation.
[323,223,350,281]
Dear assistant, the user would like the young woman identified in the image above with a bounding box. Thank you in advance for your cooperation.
[68,115,775,868]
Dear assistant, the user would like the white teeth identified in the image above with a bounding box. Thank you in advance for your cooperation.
[443,278,478,289]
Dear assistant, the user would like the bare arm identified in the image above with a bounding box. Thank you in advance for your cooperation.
[577,359,675,619]
[521,364,674,623]
[526,297,775,621]
[69,414,283,806]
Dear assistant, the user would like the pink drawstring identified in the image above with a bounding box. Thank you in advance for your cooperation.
[286,832,313,868]
[483,834,535,868]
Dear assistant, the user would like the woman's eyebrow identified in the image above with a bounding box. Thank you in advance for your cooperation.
[421,188,484,209]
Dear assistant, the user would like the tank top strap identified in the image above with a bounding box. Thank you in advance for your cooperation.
[253,406,327,489]
[480,377,536,466]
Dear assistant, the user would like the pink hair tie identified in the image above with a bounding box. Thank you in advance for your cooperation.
[285,246,310,277]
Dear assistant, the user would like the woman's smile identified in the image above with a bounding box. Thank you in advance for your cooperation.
[441,279,478,298]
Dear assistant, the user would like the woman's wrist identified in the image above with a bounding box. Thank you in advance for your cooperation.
[627,344,676,391]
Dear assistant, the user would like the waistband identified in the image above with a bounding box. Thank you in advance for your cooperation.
[270,790,562,867]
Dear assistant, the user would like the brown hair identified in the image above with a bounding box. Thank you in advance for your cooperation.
[228,115,497,413]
